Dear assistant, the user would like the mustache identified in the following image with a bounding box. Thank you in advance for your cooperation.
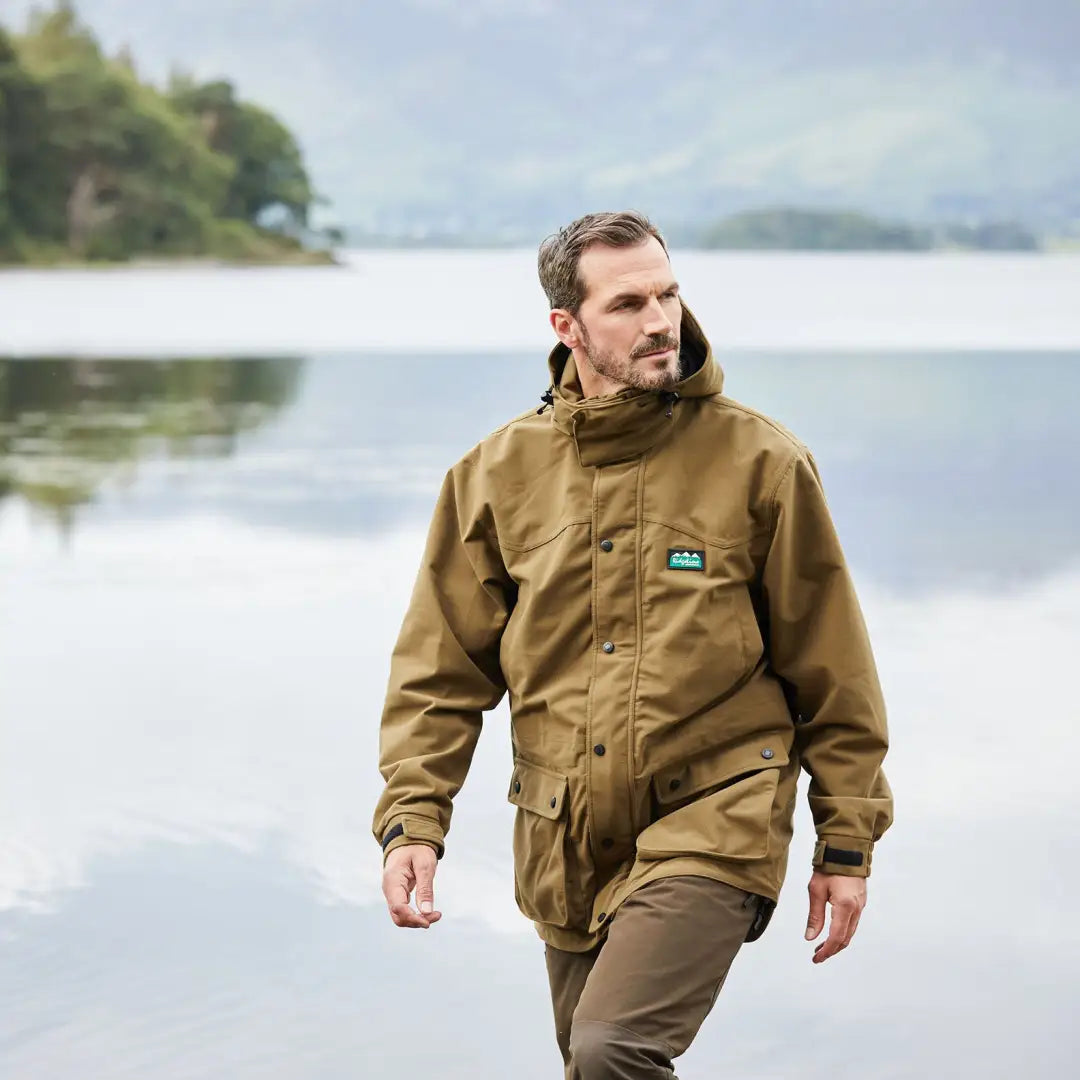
[630,334,679,360]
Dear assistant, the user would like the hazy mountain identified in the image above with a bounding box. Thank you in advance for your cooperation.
[6,0,1079,234]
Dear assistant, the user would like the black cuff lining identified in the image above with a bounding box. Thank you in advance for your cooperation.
[381,822,405,850]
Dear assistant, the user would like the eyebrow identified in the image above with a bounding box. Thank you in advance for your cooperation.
[605,282,680,310]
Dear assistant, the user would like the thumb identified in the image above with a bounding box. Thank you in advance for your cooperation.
[806,881,827,940]
[414,856,436,915]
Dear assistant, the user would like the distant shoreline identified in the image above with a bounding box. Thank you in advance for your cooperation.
[6,247,1080,276]
[331,238,1079,255]
[0,250,341,271]
[340,207,1078,255]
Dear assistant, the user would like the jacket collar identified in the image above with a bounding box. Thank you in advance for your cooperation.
[544,304,725,467]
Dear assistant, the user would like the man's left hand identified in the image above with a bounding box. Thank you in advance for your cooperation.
[805,871,867,963]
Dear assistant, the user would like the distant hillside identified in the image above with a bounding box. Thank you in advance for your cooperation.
[696,208,1041,251]
[7,0,1079,236]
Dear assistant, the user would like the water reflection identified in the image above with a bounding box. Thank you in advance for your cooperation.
[1,350,1077,1078]
[2,351,1076,589]
[0,357,303,534]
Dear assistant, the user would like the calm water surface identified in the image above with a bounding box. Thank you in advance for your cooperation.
[1,257,1078,1078]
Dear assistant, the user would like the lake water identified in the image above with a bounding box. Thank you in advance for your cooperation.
[1,253,1078,1079]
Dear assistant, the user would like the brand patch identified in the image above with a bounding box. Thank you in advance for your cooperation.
[667,548,705,571]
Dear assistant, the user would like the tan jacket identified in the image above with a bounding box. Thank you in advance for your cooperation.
[373,305,894,951]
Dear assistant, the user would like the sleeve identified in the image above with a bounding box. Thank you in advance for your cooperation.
[371,455,514,863]
[762,448,894,877]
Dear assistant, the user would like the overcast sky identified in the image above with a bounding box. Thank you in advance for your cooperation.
[5,0,1078,227]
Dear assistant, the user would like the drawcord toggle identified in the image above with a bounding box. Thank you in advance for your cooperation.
[658,390,681,418]
[537,387,555,415]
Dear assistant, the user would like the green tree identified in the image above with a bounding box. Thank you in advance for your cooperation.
[169,77,314,229]
[0,2,326,263]
[16,6,233,257]
[0,25,57,253]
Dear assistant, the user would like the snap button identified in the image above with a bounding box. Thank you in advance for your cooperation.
[761,748,774,760]
[593,744,606,756]
[600,539,614,552]
[602,641,615,653]
[550,795,558,809]
[597,912,607,923]
[668,778,682,791]
[513,779,521,793]
[601,837,614,850]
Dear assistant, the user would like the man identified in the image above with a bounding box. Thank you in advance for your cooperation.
[373,211,894,1079]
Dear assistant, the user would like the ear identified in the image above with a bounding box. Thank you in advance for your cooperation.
[549,309,580,349]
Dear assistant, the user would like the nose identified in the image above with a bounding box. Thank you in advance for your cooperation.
[642,296,674,337]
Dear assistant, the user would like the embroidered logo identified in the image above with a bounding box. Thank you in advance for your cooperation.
[667,549,705,571]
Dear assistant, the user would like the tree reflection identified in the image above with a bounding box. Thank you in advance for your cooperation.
[0,356,304,533]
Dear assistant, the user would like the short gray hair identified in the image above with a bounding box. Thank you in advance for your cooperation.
[537,210,668,314]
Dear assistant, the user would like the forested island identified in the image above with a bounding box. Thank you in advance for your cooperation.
[0,5,333,266]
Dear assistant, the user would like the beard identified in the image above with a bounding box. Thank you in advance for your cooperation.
[579,321,683,392]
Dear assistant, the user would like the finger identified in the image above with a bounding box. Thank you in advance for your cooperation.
[812,902,854,963]
[805,878,828,940]
[815,908,860,960]
[383,867,428,927]
[389,903,432,929]
[812,901,856,963]
[382,873,413,912]
[414,860,437,917]
[840,905,863,949]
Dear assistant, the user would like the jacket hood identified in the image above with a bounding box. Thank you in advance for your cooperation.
[540,303,725,467]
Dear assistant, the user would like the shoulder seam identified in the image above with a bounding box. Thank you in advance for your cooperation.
[453,405,546,470]
[702,395,806,531]
[766,451,801,532]
[487,405,547,440]
[704,395,805,452]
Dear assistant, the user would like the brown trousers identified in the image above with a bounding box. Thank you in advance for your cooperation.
[544,876,761,1080]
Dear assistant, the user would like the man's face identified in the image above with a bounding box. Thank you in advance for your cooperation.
[571,237,682,392]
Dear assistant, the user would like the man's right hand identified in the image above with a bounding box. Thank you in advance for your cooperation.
[382,843,442,929]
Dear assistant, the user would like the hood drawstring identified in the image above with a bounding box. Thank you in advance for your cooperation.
[537,386,555,415]
[658,390,681,418]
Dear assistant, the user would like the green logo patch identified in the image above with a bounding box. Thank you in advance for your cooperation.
[667,548,705,571]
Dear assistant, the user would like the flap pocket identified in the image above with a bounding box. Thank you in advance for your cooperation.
[508,759,569,820]
[638,765,782,863]
[652,734,791,808]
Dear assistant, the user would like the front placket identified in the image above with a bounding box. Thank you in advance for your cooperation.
[584,457,644,933]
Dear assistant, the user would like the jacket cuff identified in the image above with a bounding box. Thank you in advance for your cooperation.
[812,835,873,877]
[379,815,445,863]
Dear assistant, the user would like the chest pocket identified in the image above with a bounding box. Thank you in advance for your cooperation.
[498,521,593,708]
[635,522,764,728]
